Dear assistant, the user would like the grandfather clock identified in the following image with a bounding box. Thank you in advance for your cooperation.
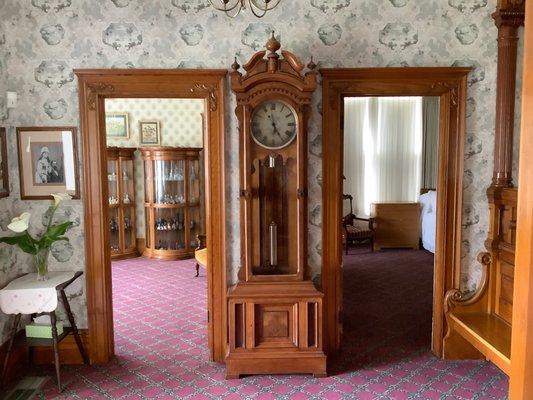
[226,33,326,378]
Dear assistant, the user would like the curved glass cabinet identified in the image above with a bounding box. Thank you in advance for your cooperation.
[141,147,204,260]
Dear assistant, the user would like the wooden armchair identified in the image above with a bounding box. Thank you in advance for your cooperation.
[194,234,207,277]
[342,194,374,254]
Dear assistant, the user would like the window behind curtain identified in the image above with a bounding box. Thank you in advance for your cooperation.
[343,96,423,217]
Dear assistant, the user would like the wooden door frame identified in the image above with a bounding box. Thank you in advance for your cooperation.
[320,67,470,357]
[75,69,227,363]
[510,0,533,396]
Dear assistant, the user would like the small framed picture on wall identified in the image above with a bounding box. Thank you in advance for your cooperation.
[16,127,80,200]
[0,127,9,198]
[140,121,161,145]
[105,112,129,138]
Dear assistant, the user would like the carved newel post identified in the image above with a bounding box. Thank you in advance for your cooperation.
[491,0,525,187]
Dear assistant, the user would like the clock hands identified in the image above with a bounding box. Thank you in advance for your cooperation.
[270,113,283,140]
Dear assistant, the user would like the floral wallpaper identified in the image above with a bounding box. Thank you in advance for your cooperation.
[0,0,523,344]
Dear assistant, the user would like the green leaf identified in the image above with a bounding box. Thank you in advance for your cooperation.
[0,234,38,255]
[0,236,25,246]
[46,221,73,238]
[38,221,73,249]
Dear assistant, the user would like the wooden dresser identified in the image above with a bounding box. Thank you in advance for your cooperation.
[370,202,421,250]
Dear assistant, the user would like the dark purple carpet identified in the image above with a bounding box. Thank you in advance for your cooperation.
[339,245,434,371]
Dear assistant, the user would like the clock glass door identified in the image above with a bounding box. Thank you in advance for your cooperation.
[250,101,298,277]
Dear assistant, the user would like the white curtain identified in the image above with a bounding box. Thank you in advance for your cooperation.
[421,97,440,189]
[343,97,423,217]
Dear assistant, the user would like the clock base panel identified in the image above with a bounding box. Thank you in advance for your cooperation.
[226,281,327,378]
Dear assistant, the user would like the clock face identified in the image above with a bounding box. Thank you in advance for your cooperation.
[251,101,297,149]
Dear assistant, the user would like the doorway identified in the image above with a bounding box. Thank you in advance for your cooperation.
[104,97,208,364]
[320,68,470,358]
[75,69,227,363]
[341,95,439,367]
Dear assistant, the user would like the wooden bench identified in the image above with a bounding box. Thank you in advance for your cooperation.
[447,311,511,374]
[443,187,517,376]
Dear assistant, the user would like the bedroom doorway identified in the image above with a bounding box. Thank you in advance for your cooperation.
[320,68,471,358]
[340,96,439,368]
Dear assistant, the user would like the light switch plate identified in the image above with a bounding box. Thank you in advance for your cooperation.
[6,91,17,108]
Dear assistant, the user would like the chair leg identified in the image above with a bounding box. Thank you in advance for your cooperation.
[60,289,89,365]
[195,263,200,277]
[345,238,348,255]
[49,311,61,392]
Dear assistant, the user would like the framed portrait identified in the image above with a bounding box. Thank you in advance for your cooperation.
[16,127,80,200]
[0,128,8,199]
[140,121,161,145]
[105,112,129,138]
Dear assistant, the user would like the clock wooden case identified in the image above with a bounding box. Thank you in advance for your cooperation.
[226,34,326,378]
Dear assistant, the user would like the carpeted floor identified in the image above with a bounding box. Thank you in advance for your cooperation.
[36,254,508,399]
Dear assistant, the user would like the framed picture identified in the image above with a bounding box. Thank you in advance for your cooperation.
[105,112,129,138]
[0,128,8,199]
[16,127,80,200]
[140,121,161,145]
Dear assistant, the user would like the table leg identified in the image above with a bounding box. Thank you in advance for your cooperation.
[49,311,61,392]
[59,289,89,364]
[0,314,21,389]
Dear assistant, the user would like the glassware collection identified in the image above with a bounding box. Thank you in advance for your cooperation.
[164,167,184,181]
[110,216,119,232]
[157,193,185,204]
[155,217,183,231]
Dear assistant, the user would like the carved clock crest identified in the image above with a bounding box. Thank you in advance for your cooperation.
[226,33,326,378]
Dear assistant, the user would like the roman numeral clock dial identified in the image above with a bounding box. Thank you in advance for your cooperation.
[251,101,297,149]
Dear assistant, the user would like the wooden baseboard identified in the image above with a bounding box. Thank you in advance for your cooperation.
[0,331,29,388]
[32,330,89,365]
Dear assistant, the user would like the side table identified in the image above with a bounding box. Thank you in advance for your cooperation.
[0,271,88,392]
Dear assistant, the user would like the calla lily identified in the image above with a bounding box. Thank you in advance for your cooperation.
[52,193,72,207]
[7,212,31,233]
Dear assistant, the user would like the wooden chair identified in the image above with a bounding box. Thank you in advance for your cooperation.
[194,234,207,277]
[342,194,374,254]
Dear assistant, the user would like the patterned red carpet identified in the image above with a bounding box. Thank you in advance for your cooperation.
[38,254,508,399]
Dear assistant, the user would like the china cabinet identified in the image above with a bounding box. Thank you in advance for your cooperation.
[107,147,137,260]
[141,147,204,260]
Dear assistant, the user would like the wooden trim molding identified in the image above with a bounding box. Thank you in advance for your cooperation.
[0,128,8,199]
[320,67,470,357]
[510,0,533,396]
[75,69,227,363]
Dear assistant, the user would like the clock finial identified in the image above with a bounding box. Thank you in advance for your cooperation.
[231,56,240,71]
[266,31,280,72]
[307,56,317,71]
[266,31,281,54]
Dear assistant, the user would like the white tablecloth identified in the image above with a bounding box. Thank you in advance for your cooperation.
[0,271,77,315]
